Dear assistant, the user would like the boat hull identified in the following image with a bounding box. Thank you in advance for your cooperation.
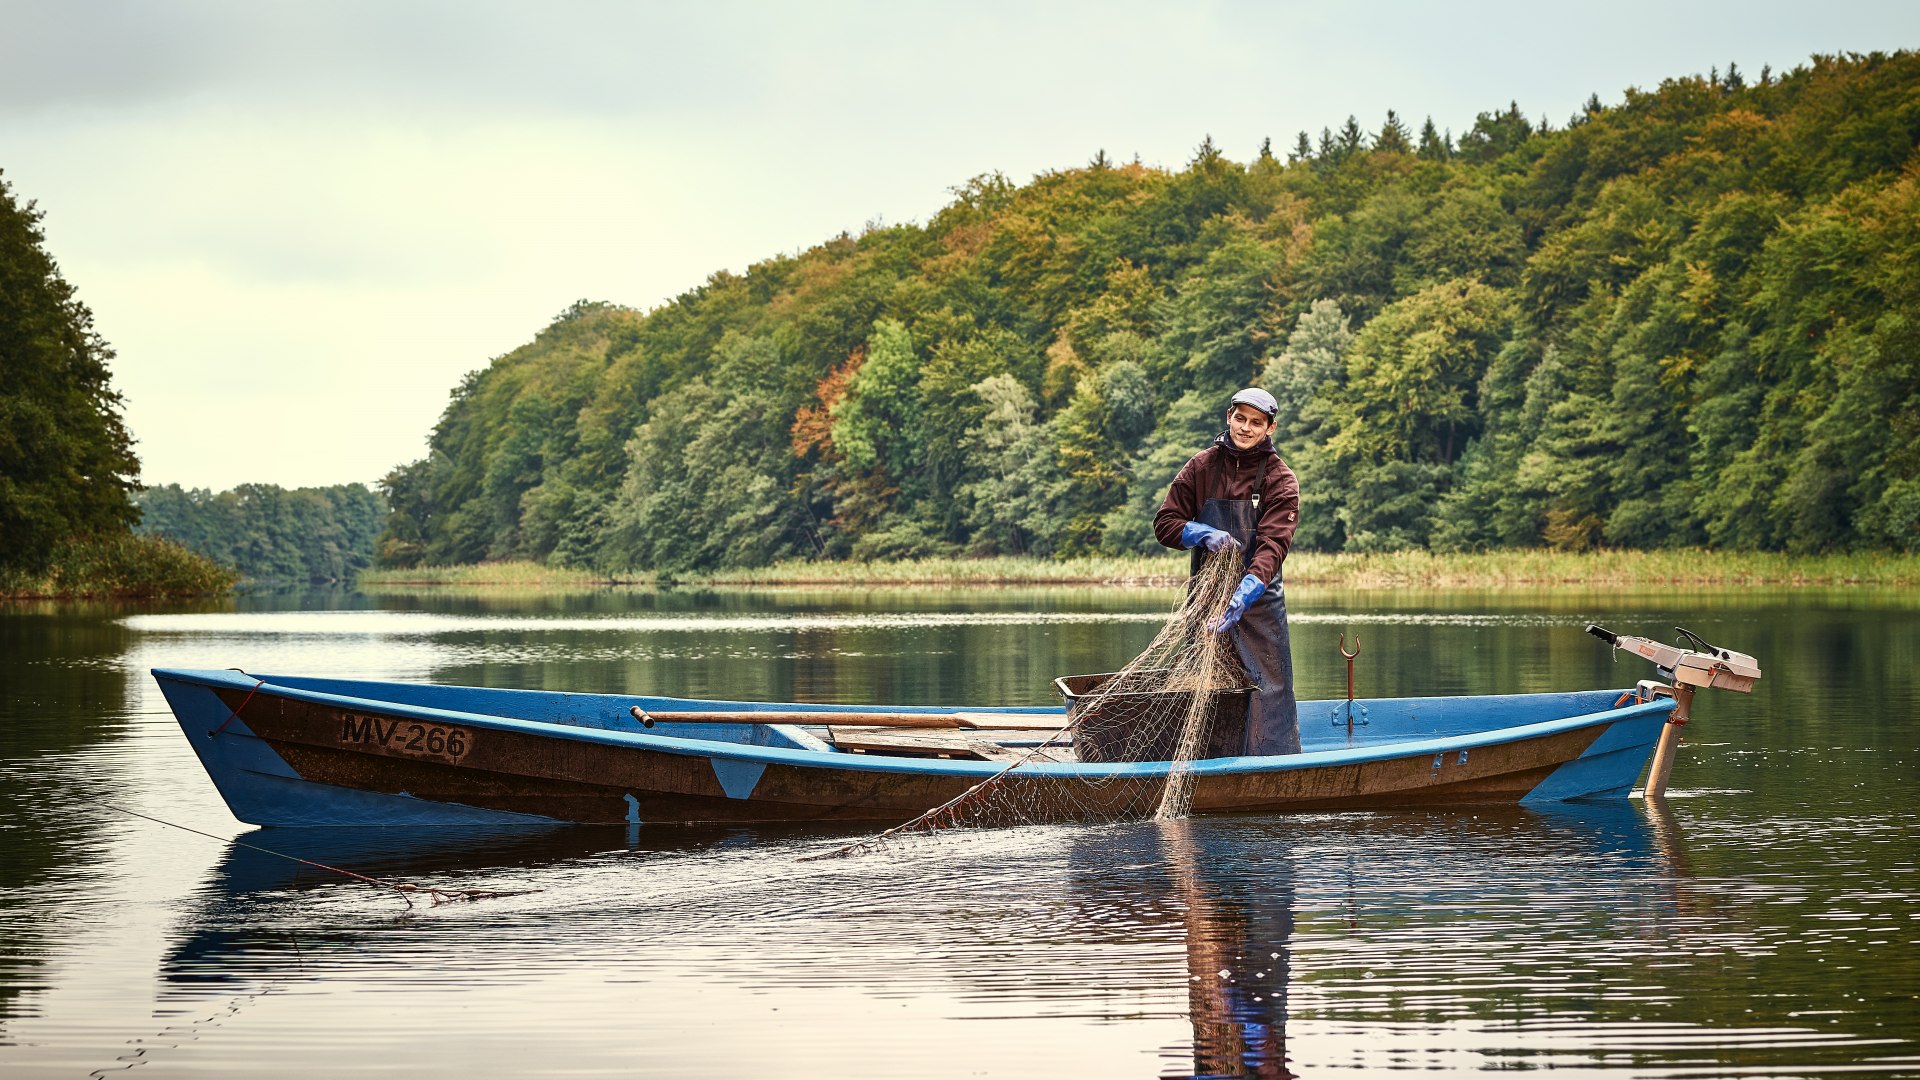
[153,668,1675,828]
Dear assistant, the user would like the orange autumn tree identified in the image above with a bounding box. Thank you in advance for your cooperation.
[792,346,898,554]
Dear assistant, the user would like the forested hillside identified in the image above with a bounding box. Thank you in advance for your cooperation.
[379,52,1920,572]
[137,483,385,583]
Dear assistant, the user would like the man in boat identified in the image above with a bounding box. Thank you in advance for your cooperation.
[1153,387,1302,756]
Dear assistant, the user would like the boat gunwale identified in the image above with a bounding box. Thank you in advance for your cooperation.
[151,667,1676,779]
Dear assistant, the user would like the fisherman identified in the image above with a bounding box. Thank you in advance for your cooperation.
[1153,387,1301,756]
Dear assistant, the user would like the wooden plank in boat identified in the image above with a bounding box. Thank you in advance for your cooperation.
[826,727,1023,761]
[634,708,1061,730]
[952,712,1066,731]
[967,742,1027,762]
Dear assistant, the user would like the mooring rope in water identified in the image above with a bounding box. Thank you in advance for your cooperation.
[101,803,500,908]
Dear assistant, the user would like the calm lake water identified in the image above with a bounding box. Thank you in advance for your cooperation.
[2,585,1916,1078]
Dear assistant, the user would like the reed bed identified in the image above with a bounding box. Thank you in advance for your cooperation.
[355,549,1920,591]
[354,562,615,588]
[1285,549,1920,588]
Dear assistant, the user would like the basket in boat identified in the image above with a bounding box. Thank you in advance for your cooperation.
[1053,669,1252,762]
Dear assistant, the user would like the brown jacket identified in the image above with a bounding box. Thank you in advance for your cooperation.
[1153,436,1300,583]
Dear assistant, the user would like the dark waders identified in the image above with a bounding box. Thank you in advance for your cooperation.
[1194,495,1302,757]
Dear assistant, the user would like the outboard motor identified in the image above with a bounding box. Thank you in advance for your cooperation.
[1586,624,1763,797]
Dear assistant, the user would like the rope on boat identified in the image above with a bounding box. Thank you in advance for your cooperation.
[207,670,265,738]
[100,803,501,909]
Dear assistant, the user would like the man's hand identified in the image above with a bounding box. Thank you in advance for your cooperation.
[1180,521,1238,553]
[1212,573,1266,633]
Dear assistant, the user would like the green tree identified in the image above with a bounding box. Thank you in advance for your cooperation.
[1331,279,1511,466]
[1416,117,1452,161]
[1336,115,1368,158]
[1430,339,1552,551]
[1099,388,1221,553]
[1260,298,1351,448]
[602,368,812,573]
[1322,280,1511,549]
[830,319,922,478]
[0,173,140,573]
[136,481,384,581]
[1457,101,1534,163]
[1375,110,1413,155]
[1156,227,1291,395]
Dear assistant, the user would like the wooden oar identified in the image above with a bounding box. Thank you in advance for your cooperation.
[628,706,1058,730]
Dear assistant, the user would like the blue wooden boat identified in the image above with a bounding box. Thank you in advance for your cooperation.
[151,639,1744,828]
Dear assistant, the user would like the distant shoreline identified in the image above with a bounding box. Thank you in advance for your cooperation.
[354,550,1920,591]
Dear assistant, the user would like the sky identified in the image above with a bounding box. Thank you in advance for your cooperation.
[4,1,1917,492]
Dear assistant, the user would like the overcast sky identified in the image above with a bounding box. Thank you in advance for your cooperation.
[4,1,1915,491]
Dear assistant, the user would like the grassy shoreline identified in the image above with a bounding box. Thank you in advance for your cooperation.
[355,549,1920,591]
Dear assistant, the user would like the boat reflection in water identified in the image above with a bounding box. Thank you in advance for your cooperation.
[156,819,867,989]
[159,823,587,992]
[156,801,1690,1078]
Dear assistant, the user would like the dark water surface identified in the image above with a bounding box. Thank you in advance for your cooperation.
[1,585,1916,1078]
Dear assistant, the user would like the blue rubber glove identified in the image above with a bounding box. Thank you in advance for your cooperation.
[1212,573,1266,633]
[1180,520,1238,553]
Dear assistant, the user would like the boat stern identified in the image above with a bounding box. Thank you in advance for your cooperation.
[1519,705,1671,803]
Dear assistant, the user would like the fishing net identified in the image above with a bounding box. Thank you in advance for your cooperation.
[822,550,1252,857]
